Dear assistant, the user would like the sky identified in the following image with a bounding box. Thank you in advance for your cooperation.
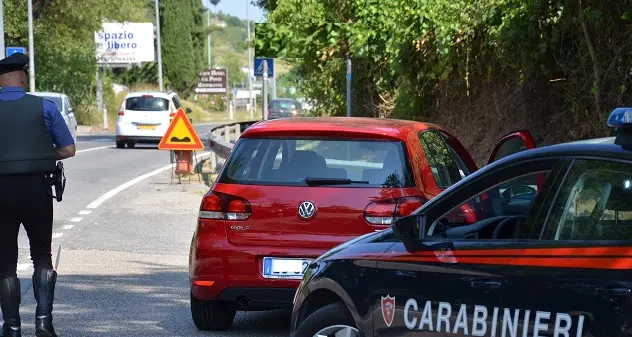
[203,1,266,22]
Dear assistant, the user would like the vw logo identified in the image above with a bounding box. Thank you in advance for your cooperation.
[298,201,317,219]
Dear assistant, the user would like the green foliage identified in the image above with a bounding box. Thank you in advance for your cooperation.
[161,0,197,94]
[255,0,632,144]
[3,0,148,125]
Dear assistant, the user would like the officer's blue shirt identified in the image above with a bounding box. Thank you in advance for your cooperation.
[0,86,75,148]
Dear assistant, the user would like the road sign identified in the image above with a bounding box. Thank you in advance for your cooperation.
[254,58,274,77]
[6,47,26,56]
[158,108,204,151]
[195,68,228,95]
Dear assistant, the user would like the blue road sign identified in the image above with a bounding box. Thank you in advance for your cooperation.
[254,58,274,77]
[6,47,26,56]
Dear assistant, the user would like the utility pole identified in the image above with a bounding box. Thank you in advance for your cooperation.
[155,0,164,91]
[27,0,35,92]
[262,60,268,120]
[207,1,211,67]
[246,0,253,119]
[0,0,5,59]
[270,59,276,99]
[346,58,351,117]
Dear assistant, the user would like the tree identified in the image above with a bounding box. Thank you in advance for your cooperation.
[160,0,197,94]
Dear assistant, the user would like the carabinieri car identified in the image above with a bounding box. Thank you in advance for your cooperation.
[290,108,632,337]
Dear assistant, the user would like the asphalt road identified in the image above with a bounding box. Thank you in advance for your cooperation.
[13,123,290,337]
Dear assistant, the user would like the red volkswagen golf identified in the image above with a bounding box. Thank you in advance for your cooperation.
[189,117,534,330]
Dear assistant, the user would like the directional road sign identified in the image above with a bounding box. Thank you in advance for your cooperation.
[6,47,26,56]
[254,58,274,77]
[158,108,204,151]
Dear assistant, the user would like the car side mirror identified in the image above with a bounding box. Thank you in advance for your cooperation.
[392,214,426,240]
[185,108,192,114]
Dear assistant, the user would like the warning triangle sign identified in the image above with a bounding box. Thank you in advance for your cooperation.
[158,107,204,151]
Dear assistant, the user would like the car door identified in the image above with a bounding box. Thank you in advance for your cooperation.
[487,130,536,164]
[372,156,564,337]
[501,158,632,337]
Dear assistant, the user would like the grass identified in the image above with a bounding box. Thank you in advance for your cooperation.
[200,108,258,123]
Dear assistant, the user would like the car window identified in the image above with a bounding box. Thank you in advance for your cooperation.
[63,97,70,112]
[218,138,414,188]
[419,131,468,188]
[429,170,553,240]
[491,135,530,162]
[125,96,169,111]
[172,96,183,109]
[541,160,632,241]
[270,100,297,109]
[41,96,63,112]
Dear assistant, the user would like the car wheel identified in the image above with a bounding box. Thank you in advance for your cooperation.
[116,141,125,149]
[190,293,236,331]
[294,302,359,337]
[126,142,135,148]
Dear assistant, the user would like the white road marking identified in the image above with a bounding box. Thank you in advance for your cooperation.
[79,210,92,215]
[63,225,74,230]
[76,145,111,154]
[17,264,31,271]
[52,233,63,239]
[85,152,210,209]
[70,217,83,222]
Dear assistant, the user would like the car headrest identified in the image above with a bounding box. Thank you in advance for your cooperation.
[288,150,327,178]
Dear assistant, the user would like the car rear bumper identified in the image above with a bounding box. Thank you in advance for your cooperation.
[215,287,297,310]
[115,135,162,143]
[190,237,329,308]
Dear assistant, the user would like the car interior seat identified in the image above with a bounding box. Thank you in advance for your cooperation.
[287,150,328,181]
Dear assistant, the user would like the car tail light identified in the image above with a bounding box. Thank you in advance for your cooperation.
[363,197,426,225]
[142,95,153,98]
[169,112,175,117]
[199,191,252,221]
[118,111,124,116]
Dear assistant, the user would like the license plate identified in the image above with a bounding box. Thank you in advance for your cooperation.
[262,257,312,279]
[137,124,156,130]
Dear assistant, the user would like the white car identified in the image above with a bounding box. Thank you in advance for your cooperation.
[115,91,191,149]
[30,91,78,142]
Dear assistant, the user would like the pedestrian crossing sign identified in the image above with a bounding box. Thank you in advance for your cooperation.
[158,108,204,151]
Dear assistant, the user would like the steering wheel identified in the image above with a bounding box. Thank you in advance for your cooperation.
[492,215,527,239]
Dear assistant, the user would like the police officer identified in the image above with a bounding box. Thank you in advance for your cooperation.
[0,53,75,337]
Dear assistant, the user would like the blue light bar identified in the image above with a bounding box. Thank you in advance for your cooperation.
[608,108,632,128]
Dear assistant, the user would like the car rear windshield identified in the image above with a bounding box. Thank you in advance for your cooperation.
[42,96,62,111]
[125,96,169,111]
[218,138,414,188]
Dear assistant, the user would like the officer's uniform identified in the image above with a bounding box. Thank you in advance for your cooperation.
[0,53,74,337]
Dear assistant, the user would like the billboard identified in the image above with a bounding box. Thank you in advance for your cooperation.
[95,22,155,64]
[195,68,228,94]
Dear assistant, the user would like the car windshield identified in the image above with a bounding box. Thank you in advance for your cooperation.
[41,96,62,111]
[125,96,169,111]
[218,138,413,188]
[270,100,297,109]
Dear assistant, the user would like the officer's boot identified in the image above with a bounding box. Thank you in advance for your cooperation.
[0,276,22,337]
[32,269,57,337]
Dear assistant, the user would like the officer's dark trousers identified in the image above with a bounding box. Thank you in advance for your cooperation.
[0,175,53,279]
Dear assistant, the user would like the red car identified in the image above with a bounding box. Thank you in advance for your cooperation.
[189,117,534,330]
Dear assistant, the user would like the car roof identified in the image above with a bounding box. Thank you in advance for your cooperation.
[30,92,65,97]
[241,117,441,142]
[125,91,174,99]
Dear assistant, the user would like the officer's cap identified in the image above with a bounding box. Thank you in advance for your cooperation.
[0,53,29,75]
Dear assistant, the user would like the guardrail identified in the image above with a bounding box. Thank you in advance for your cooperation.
[207,120,260,172]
